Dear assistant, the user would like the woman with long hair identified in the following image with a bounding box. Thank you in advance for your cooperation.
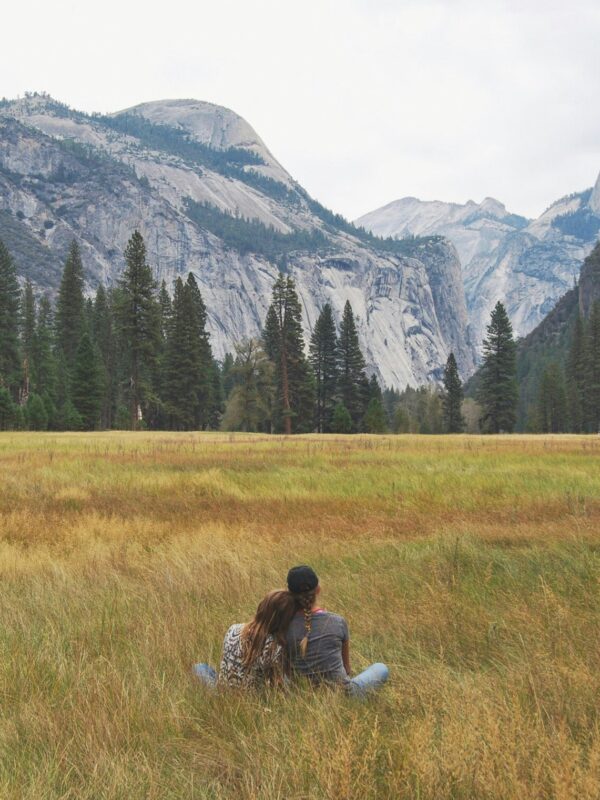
[194,589,296,689]
[286,565,389,696]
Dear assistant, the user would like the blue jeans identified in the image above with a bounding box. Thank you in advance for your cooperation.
[193,662,218,687]
[347,662,389,696]
[192,661,390,695]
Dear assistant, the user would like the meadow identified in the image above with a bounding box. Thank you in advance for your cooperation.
[0,432,599,799]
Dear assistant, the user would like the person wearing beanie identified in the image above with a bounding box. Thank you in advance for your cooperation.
[286,565,389,696]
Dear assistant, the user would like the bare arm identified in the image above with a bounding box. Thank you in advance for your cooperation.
[342,639,351,676]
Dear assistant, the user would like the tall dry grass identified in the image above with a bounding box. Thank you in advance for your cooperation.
[0,432,599,798]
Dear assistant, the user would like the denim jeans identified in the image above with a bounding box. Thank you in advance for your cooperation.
[192,661,390,695]
[193,662,218,687]
[347,662,389,696]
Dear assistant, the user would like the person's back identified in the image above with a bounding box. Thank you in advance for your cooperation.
[219,623,281,688]
[287,610,350,685]
[285,565,389,696]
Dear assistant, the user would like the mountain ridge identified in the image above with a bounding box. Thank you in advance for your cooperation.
[357,182,600,351]
[0,93,476,388]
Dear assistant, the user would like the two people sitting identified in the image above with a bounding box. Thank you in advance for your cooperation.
[193,565,389,697]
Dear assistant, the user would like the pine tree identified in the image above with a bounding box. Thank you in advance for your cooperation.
[116,231,160,429]
[221,339,274,431]
[93,284,116,429]
[71,332,104,430]
[186,273,214,427]
[363,397,387,433]
[262,274,314,434]
[478,301,518,433]
[158,280,172,341]
[584,301,600,432]
[442,352,465,433]
[331,402,352,433]
[21,280,36,397]
[309,304,338,432]
[162,274,215,429]
[337,301,368,430]
[0,239,22,399]
[566,314,586,433]
[221,353,235,398]
[535,362,568,433]
[26,393,48,431]
[33,296,58,412]
[55,241,85,371]
[0,387,18,430]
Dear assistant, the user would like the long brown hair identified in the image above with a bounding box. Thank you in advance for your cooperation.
[241,590,296,671]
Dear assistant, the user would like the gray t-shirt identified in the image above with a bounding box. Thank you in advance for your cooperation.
[286,611,350,684]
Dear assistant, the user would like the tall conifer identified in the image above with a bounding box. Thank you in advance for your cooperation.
[72,332,104,430]
[55,241,85,371]
[0,239,22,398]
[442,352,465,433]
[567,314,586,432]
[584,301,600,432]
[309,304,338,432]
[478,301,517,433]
[116,231,160,429]
[262,274,314,434]
[337,301,368,430]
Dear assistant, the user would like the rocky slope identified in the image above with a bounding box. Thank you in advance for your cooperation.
[0,94,476,388]
[357,182,600,350]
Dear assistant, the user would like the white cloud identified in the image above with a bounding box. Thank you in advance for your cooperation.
[3,0,600,219]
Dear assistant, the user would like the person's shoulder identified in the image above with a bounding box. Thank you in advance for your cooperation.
[320,611,348,626]
[224,623,244,640]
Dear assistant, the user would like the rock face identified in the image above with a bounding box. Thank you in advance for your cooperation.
[0,94,476,387]
[357,186,600,350]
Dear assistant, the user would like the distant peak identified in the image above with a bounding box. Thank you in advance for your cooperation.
[478,197,507,217]
[590,170,600,215]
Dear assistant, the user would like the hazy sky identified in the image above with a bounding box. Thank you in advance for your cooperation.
[4,0,600,220]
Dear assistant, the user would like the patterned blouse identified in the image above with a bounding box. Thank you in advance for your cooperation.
[218,623,283,688]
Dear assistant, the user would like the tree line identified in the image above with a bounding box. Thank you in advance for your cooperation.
[1,229,596,434]
[0,232,390,433]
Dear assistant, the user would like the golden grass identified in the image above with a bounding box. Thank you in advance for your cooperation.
[0,432,599,798]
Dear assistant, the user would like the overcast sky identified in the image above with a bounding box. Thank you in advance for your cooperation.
[4,0,600,220]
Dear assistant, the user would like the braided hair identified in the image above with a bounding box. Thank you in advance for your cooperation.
[294,588,318,658]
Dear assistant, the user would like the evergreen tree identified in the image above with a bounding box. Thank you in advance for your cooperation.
[0,387,18,430]
[442,352,465,433]
[337,301,368,430]
[0,239,22,398]
[93,284,116,429]
[186,273,214,427]
[26,393,48,431]
[55,241,85,371]
[162,274,214,429]
[331,402,352,433]
[262,274,314,434]
[158,280,172,341]
[363,397,387,433]
[116,231,160,429]
[221,352,236,398]
[221,339,274,431]
[535,362,568,433]
[309,304,338,432]
[566,314,586,433]
[393,405,411,433]
[584,301,600,432]
[33,296,58,414]
[478,301,518,433]
[72,332,104,430]
[21,280,36,396]
[58,399,83,431]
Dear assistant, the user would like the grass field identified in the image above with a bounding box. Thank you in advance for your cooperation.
[1,432,599,799]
